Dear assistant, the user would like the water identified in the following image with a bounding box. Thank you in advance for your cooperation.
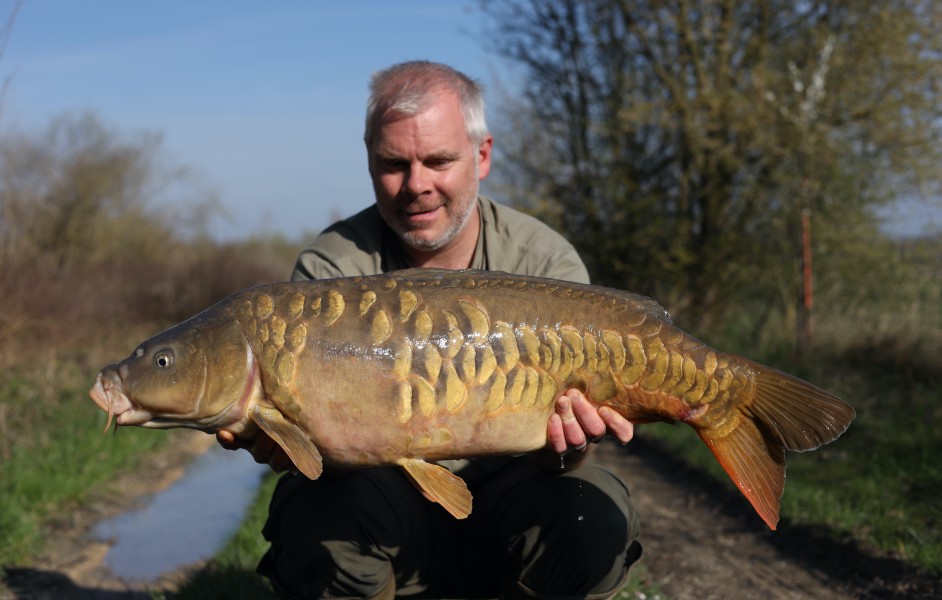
[93,443,269,581]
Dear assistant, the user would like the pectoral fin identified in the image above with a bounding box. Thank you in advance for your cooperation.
[251,405,323,480]
[397,458,473,519]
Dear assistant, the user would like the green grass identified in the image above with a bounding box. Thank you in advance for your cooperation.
[639,343,942,576]
[615,562,665,599]
[0,366,172,565]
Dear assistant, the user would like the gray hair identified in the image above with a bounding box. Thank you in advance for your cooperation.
[364,61,489,149]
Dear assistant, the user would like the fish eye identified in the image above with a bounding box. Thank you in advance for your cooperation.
[154,350,174,369]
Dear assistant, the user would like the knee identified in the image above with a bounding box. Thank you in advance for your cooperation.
[540,466,639,548]
[258,472,401,599]
[510,467,642,596]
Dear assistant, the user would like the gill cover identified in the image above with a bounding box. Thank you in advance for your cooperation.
[118,316,255,429]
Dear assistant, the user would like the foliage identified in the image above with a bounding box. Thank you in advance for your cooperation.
[0,112,298,368]
[482,0,942,334]
[1,112,182,269]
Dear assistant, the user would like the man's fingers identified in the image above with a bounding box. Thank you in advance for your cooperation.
[250,435,279,464]
[267,450,296,473]
[567,389,607,441]
[599,406,634,445]
[547,412,567,454]
[555,394,589,450]
[216,430,296,473]
[216,430,245,451]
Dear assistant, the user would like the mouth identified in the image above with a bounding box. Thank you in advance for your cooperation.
[401,203,443,225]
[89,370,151,431]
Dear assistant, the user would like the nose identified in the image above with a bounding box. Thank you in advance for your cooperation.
[403,162,431,197]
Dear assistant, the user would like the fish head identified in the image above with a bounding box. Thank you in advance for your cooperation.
[89,312,260,433]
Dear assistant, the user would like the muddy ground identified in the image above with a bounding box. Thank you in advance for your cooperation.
[2,431,939,599]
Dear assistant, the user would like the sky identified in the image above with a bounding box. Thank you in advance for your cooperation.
[2,1,938,241]
[1,1,503,241]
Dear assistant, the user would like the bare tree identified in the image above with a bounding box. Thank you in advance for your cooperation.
[0,112,220,270]
[482,0,942,334]
[0,1,22,120]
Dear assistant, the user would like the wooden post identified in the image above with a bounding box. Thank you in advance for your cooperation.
[798,207,814,353]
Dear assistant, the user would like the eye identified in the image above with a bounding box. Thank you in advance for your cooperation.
[154,350,174,369]
[426,158,454,170]
[379,158,407,172]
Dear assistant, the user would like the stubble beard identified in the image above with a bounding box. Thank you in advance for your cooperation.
[398,162,480,252]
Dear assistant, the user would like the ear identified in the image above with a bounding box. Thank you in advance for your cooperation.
[476,135,493,181]
[366,141,375,178]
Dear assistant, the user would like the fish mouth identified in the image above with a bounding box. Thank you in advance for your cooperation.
[89,369,153,431]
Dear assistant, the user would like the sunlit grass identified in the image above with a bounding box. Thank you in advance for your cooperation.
[641,328,942,576]
[0,366,171,565]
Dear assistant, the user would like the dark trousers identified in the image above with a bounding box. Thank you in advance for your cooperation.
[258,458,642,599]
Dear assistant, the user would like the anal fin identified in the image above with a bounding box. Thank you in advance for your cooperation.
[251,405,323,480]
[699,416,785,530]
[397,458,473,519]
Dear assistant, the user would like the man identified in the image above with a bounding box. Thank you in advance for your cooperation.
[219,60,642,600]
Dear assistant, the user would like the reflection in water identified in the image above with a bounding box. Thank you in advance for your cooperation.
[93,443,268,581]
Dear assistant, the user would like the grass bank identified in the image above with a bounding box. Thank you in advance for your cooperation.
[0,364,173,565]
[641,318,942,576]
[0,235,292,575]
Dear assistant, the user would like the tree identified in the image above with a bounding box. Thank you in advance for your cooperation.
[0,113,257,361]
[482,0,942,334]
[0,1,21,120]
[0,112,219,270]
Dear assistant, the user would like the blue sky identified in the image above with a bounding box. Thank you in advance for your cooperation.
[2,1,937,241]
[2,1,503,241]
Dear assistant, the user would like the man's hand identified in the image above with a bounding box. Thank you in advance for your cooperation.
[216,430,296,473]
[544,389,634,470]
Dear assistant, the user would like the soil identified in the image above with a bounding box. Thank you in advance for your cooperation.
[2,431,940,600]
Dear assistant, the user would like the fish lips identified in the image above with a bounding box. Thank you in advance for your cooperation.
[89,368,153,431]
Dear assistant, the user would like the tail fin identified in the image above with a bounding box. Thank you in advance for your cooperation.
[697,363,855,530]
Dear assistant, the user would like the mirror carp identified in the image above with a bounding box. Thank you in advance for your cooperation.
[89,269,855,528]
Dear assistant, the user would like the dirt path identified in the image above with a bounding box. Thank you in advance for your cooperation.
[2,432,939,599]
[594,436,940,600]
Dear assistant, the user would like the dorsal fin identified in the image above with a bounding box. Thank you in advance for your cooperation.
[389,268,673,324]
[397,458,473,519]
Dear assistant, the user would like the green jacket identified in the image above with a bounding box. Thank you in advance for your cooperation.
[291,195,589,284]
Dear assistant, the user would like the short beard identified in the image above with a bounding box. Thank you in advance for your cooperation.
[399,157,480,251]
[400,186,479,251]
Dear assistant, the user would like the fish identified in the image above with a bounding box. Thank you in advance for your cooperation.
[89,268,854,529]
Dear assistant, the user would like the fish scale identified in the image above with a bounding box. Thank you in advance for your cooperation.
[89,268,855,528]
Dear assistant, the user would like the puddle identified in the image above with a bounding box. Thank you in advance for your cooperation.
[93,443,269,581]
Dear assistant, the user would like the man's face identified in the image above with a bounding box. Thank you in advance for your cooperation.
[369,92,492,251]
